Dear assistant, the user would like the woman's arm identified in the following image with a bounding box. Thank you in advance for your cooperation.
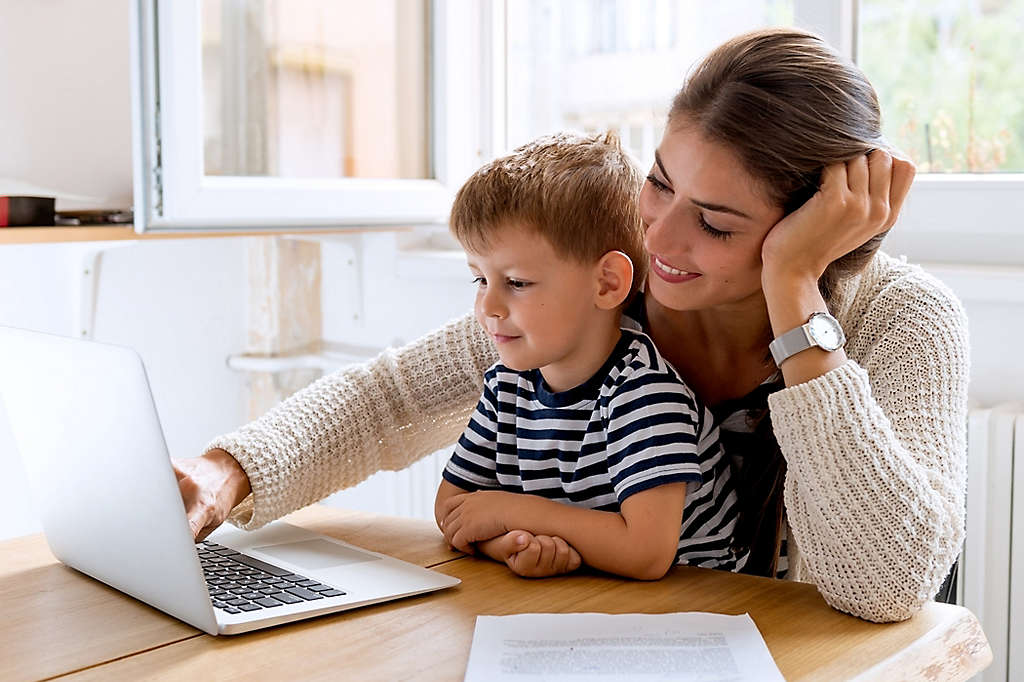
[768,265,969,622]
[204,312,497,530]
[440,483,688,580]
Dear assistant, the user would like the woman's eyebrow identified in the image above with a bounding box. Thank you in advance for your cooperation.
[690,199,752,220]
[654,150,752,220]
[654,150,671,181]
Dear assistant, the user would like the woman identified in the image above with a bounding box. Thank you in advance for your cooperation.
[174,28,967,623]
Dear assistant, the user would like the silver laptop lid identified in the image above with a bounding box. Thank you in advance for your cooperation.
[0,326,217,635]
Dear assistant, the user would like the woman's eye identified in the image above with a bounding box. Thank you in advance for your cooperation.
[645,174,672,194]
[698,214,732,240]
[507,279,529,290]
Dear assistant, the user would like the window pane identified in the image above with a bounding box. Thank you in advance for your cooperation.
[506,0,794,167]
[859,0,1024,173]
[201,0,431,179]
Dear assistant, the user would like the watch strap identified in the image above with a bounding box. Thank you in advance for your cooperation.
[769,324,814,366]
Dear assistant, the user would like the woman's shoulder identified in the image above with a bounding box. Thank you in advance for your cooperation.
[837,250,968,356]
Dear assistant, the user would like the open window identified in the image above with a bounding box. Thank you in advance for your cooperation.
[132,0,501,231]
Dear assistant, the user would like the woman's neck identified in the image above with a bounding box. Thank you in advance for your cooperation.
[644,292,777,407]
[645,292,773,357]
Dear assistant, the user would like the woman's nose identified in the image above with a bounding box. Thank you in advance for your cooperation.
[643,204,686,256]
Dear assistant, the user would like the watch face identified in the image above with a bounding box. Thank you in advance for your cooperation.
[807,313,844,351]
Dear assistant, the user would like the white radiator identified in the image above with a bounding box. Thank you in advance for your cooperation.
[962,404,1024,682]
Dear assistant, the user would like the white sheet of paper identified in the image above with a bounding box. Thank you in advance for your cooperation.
[464,612,784,681]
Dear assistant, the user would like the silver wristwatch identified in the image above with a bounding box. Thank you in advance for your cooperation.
[769,312,846,366]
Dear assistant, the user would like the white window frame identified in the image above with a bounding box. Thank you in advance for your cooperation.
[799,0,1024,266]
[131,0,499,232]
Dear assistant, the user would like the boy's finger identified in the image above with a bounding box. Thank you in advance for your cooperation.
[493,531,530,560]
[535,535,556,566]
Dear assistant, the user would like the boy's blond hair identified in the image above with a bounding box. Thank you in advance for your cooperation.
[449,131,648,297]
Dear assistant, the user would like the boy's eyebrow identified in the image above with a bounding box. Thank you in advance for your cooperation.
[654,149,752,220]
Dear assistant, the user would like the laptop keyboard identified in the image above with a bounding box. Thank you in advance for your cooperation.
[198,540,346,614]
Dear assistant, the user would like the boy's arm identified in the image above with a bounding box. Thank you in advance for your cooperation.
[440,484,687,580]
[439,481,582,576]
[435,479,469,533]
[436,368,503,538]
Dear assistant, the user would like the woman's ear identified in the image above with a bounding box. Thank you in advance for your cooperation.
[594,251,633,310]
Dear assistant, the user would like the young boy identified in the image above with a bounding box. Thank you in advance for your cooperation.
[434,132,736,580]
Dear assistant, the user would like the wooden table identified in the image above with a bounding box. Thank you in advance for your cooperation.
[1,506,991,681]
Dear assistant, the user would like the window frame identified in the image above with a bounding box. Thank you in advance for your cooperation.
[131,0,498,232]
[804,0,1024,266]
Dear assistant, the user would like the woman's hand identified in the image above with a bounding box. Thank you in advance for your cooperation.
[480,531,582,578]
[760,150,915,288]
[172,449,251,542]
[439,490,519,553]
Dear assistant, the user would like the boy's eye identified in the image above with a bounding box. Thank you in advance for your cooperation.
[507,279,529,290]
[471,276,486,286]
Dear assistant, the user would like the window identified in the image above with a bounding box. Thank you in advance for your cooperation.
[855,0,1024,264]
[500,0,1023,265]
[859,0,1024,174]
[201,0,430,181]
[135,1,1022,263]
[506,0,796,169]
[133,0,495,230]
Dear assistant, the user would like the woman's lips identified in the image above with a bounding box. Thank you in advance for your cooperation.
[651,255,701,283]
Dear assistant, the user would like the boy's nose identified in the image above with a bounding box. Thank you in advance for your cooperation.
[479,289,507,319]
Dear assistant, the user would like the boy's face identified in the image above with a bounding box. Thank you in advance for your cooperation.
[465,223,607,388]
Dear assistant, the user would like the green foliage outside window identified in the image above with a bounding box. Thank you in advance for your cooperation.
[859,0,1024,172]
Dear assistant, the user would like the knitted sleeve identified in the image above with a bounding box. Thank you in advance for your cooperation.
[767,268,969,623]
[205,312,496,530]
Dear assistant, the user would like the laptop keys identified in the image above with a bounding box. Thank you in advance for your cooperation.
[198,540,347,614]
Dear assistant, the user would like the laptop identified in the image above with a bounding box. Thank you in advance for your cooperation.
[0,326,459,635]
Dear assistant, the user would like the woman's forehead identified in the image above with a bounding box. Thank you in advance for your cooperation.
[657,123,780,219]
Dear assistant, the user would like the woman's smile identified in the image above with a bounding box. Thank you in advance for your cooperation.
[650,255,702,283]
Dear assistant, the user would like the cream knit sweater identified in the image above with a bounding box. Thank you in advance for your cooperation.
[207,251,969,623]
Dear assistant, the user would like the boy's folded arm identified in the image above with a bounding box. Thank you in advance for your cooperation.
[505,484,687,580]
[435,479,469,532]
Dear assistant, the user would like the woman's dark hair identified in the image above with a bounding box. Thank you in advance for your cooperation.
[668,28,888,575]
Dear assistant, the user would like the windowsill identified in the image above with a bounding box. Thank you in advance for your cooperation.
[0,225,406,245]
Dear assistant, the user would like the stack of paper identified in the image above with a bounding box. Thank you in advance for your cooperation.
[465,612,783,681]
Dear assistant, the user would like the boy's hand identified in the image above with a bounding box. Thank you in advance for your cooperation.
[440,490,518,553]
[481,531,583,578]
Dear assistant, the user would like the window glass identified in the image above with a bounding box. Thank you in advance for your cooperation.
[201,0,431,179]
[859,0,1024,172]
[506,0,794,167]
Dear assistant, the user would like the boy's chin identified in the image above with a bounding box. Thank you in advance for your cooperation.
[495,354,536,373]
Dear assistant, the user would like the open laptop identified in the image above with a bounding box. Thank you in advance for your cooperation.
[0,326,459,635]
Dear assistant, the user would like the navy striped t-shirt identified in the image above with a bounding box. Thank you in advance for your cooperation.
[443,328,740,569]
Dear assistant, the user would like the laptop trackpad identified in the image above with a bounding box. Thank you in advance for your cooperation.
[254,539,382,570]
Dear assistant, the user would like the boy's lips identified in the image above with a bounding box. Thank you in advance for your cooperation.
[491,333,521,344]
[651,255,701,283]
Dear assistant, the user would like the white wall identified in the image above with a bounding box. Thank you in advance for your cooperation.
[0,0,132,209]
[0,239,252,539]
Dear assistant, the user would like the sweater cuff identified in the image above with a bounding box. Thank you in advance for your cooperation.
[203,435,266,530]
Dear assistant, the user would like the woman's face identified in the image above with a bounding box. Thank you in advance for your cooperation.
[638,122,785,313]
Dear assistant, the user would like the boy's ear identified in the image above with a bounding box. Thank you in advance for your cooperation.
[594,251,633,310]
